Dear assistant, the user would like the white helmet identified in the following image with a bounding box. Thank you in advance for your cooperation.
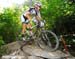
[34,2,42,7]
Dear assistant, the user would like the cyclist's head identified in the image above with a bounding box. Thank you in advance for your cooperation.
[34,2,42,10]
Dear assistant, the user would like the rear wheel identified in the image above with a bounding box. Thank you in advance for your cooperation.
[37,30,59,51]
[16,30,31,46]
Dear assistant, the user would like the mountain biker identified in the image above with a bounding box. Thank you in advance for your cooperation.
[20,2,42,40]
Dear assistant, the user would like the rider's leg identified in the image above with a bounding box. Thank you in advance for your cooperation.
[27,23,33,36]
[21,15,27,38]
[21,23,27,37]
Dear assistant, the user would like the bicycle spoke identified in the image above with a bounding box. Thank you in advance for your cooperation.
[44,33,52,47]
[37,30,59,52]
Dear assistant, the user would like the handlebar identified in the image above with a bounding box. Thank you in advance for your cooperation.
[31,20,46,29]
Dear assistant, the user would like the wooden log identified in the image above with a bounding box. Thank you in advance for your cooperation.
[28,56,43,59]
[23,45,66,59]
[1,55,25,59]
[2,41,73,59]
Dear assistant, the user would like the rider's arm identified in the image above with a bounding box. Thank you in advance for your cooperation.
[23,11,31,20]
[35,11,42,22]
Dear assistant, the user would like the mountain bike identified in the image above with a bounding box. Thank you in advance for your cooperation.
[16,20,59,51]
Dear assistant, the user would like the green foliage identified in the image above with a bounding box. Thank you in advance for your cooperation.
[0,8,21,43]
[40,0,75,34]
[0,46,10,57]
[0,36,5,46]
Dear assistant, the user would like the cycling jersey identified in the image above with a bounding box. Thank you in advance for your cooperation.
[29,8,38,16]
[21,7,41,24]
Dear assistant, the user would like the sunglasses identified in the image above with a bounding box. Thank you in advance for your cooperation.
[38,6,41,8]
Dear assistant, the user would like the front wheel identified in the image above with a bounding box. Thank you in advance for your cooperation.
[37,30,59,51]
